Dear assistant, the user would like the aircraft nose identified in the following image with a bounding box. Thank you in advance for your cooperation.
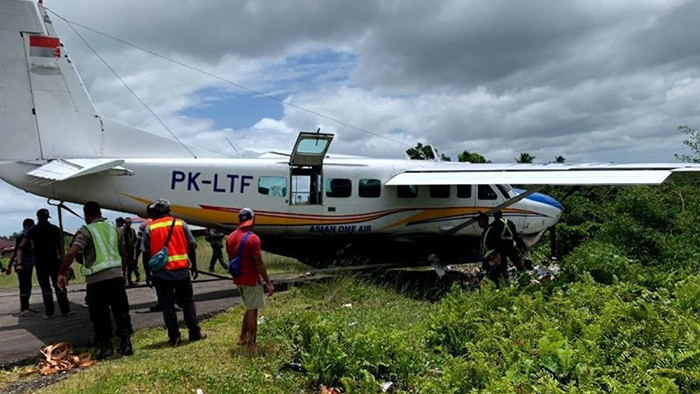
[525,191,563,226]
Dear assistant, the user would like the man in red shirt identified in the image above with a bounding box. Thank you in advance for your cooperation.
[226,208,274,348]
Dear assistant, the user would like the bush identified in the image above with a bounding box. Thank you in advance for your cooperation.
[423,277,700,393]
[561,241,640,284]
[287,311,423,390]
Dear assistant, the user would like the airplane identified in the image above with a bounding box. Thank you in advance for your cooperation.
[1,0,699,268]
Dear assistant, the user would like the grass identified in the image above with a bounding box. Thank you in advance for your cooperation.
[0,237,307,288]
[3,277,431,394]
[5,270,700,392]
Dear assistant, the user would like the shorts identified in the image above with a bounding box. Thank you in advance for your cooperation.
[238,284,265,310]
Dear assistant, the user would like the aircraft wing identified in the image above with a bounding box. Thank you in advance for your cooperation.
[27,158,129,185]
[385,163,700,186]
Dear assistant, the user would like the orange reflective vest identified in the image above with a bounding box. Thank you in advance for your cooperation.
[149,216,189,271]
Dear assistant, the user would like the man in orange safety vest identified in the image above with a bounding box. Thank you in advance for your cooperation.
[141,199,205,346]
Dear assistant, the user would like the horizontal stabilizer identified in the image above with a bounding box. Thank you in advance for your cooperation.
[27,158,128,184]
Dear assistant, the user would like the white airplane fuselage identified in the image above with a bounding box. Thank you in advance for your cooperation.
[0,157,563,265]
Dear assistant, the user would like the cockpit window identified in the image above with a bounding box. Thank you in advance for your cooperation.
[496,184,513,198]
[478,185,498,200]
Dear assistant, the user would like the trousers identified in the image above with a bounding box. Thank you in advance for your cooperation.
[17,264,34,311]
[209,245,226,270]
[126,254,141,283]
[86,277,133,347]
[152,276,201,341]
[35,263,70,316]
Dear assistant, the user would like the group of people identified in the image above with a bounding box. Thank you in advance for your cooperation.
[5,209,71,318]
[3,199,274,359]
[478,210,531,283]
[2,200,526,358]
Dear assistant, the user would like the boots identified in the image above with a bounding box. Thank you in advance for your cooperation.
[119,337,134,356]
[97,345,114,360]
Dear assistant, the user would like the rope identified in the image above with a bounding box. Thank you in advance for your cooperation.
[21,342,95,376]
[46,8,412,151]
[51,11,198,159]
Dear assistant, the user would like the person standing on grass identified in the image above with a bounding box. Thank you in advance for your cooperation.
[8,218,39,317]
[226,208,274,348]
[142,199,204,346]
[58,201,134,359]
[17,208,71,319]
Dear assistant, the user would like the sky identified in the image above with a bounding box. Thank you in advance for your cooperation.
[1,0,700,235]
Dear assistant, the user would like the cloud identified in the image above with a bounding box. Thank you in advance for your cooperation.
[1,0,699,235]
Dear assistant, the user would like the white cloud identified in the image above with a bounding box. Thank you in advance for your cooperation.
[1,0,699,235]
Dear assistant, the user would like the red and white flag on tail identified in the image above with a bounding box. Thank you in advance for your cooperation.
[29,35,60,58]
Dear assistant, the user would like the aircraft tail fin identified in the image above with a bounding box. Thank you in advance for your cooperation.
[0,0,210,160]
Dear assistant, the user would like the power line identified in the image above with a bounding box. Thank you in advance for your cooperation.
[46,8,411,151]
[52,11,198,158]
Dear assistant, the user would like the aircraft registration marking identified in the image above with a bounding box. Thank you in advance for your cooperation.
[171,171,254,193]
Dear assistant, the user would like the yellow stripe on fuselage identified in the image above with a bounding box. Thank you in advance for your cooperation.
[123,194,530,229]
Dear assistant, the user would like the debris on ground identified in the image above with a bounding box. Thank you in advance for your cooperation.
[320,386,340,394]
[22,342,94,376]
[341,303,353,308]
[380,381,393,392]
[447,261,562,286]
[526,264,562,285]
[280,361,305,373]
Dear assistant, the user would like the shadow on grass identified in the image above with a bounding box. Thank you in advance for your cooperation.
[142,340,175,351]
[357,268,480,302]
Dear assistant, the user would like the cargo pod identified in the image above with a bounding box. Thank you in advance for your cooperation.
[289,132,334,206]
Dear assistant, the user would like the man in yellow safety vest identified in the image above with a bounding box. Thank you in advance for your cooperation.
[478,212,506,284]
[58,201,133,359]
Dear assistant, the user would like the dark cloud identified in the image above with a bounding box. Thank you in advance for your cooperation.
[41,0,700,163]
[51,0,380,61]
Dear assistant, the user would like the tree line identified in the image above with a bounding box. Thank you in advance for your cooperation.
[406,125,700,164]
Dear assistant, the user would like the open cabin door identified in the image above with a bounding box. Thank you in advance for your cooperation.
[289,132,334,206]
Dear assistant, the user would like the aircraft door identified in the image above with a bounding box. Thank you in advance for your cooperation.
[289,132,334,207]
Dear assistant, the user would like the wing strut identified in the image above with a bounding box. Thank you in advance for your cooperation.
[440,186,545,235]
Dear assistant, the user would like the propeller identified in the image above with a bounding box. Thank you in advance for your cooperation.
[439,186,545,235]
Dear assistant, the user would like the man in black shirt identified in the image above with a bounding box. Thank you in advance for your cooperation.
[17,208,71,319]
[492,210,528,271]
[120,218,141,285]
[205,228,226,271]
[8,218,38,317]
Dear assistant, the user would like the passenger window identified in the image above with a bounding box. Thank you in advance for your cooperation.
[258,176,287,197]
[397,185,418,198]
[326,178,352,198]
[430,185,450,198]
[457,185,472,198]
[359,179,381,198]
[478,185,498,200]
